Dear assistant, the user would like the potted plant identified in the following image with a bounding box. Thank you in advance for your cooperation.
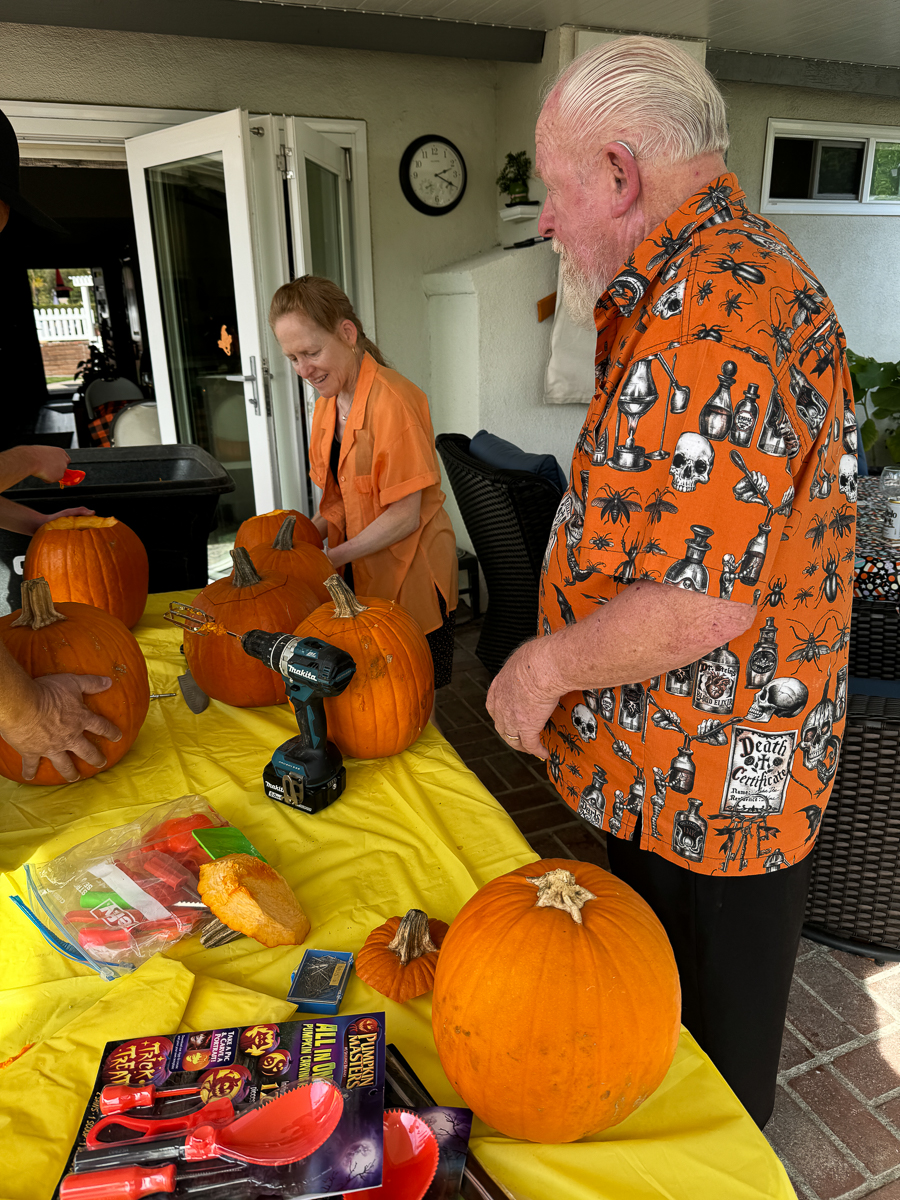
[496,151,533,206]
[847,348,900,466]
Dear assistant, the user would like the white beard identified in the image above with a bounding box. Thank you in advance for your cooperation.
[554,238,621,331]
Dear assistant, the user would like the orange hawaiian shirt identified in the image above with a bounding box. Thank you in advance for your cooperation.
[539,173,857,877]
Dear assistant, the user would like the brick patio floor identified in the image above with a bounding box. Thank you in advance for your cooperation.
[444,611,900,1199]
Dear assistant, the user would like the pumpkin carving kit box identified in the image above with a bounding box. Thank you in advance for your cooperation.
[53,1012,387,1200]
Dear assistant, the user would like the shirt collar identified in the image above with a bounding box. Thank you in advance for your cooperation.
[596,172,746,327]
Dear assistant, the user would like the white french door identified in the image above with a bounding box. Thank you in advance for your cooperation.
[126,109,278,534]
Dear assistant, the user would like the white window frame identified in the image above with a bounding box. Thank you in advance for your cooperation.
[762,117,900,216]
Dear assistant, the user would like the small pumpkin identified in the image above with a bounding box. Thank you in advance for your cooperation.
[431,859,681,1143]
[356,909,449,1003]
[0,577,150,785]
[235,508,323,552]
[248,516,332,604]
[185,548,322,708]
[24,515,149,628]
[295,575,434,759]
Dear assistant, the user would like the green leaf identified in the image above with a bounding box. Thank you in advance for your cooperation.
[856,360,899,389]
[861,418,880,452]
[872,385,900,410]
[886,426,900,464]
[851,377,868,406]
[874,408,895,420]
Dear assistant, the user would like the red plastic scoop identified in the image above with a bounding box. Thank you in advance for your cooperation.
[73,1078,344,1172]
[348,1109,439,1200]
[86,1097,234,1148]
[59,468,86,488]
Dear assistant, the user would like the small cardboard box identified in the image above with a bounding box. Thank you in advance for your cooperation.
[288,949,354,1014]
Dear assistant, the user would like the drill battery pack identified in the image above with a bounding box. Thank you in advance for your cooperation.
[263,734,347,814]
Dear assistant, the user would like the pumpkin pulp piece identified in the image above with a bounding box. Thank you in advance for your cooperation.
[0,577,151,786]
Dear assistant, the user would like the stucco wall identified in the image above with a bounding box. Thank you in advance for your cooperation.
[720,78,900,361]
[0,20,500,401]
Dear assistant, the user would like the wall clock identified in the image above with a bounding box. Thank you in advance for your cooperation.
[399,135,467,216]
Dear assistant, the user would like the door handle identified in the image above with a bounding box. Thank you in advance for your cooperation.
[225,355,260,416]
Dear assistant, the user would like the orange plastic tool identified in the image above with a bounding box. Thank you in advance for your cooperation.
[347,1109,440,1200]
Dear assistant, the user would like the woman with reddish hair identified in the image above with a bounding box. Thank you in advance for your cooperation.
[270,276,458,687]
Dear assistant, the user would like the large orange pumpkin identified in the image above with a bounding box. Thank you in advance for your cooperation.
[185,547,322,707]
[0,577,150,785]
[235,509,323,552]
[24,515,149,628]
[295,575,434,759]
[431,859,681,1143]
[247,517,332,604]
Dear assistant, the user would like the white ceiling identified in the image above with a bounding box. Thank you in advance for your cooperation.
[252,0,900,70]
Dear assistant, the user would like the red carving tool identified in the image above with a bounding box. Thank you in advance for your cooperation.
[59,468,86,488]
[73,1077,344,1171]
[347,1110,440,1200]
[59,1162,280,1199]
[99,1084,203,1115]
[86,1097,234,1148]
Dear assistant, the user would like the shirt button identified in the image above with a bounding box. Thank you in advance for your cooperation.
[340,475,345,482]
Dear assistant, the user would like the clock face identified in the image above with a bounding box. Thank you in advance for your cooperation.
[400,136,467,216]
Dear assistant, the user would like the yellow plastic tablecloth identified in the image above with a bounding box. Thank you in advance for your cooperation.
[0,593,794,1200]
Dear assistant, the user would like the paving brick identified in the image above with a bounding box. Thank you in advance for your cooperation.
[550,823,610,870]
[456,736,510,764]
[765,1085,865,1198]
[465,757,509,795]
[526,833,566,861]
[832,950,900,980]
[780,1027,816,1073]
[786,978,860,1053]
[795,954,893,1036]
[495,785,562,816]
[833,1032,900,1102]
[512,805,584,835]
[486,751,547,791]
[790,1066,900,1174]
[867,1180,900,1199]
[443,722,494,751]
[867,969,900,1017]
[435,695,486,731]
[877,1093,900,1131]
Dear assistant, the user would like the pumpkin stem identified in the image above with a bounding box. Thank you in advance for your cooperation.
[272,516,296,551]
[12,577,67,629]
[386,908,439,966]
[323,573,368,619]
[526,868,597,925]
[230,546,263,587]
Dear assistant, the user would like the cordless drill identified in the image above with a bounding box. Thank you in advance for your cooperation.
[240,630,357,813]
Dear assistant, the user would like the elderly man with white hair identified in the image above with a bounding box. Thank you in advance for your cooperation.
[487,36,855,1127]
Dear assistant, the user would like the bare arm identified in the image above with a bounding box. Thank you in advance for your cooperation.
[0,642,122,782]
[0,446,93,534]
[486,580,756,759]
[326,491,422,568]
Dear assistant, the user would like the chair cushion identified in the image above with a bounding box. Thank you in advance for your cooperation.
[469,430,566,493]
[848,676,900,698]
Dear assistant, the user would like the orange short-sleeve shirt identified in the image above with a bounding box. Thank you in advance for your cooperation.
[540,174,856,877]
[309,352,458,634]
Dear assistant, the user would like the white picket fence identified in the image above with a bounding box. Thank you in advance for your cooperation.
[33,305,97,343]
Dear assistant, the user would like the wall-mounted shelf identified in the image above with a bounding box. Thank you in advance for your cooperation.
[499,203,540,223]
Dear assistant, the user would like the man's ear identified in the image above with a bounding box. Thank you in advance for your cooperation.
[604,143,641,219]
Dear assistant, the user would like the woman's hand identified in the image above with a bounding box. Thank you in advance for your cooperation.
[485,638,559,760]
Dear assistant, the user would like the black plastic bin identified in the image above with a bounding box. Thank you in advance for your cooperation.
[0,445,235,616]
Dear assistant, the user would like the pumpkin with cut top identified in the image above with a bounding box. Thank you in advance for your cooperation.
[184,548,322,708]
[431,859,681,1143]
[295,575,434,759]
[0,577,150,785]
[24,514,149,628]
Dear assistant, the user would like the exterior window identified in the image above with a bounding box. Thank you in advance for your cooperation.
[762,119,900,215]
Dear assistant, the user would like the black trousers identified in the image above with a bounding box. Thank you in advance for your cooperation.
[606,831,814,1129]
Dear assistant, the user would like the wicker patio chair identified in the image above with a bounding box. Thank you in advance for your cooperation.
[848,598,900,680]
[803,692,900,962]
[436,433,563,677]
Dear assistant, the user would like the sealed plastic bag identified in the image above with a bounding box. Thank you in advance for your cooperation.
[11,796,228,980]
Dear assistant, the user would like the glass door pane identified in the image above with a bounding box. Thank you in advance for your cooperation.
[145,151,254,531]
[305,158,345,287]
[126,109,278,575]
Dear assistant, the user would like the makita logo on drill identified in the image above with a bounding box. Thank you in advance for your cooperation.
[288,665,318,682]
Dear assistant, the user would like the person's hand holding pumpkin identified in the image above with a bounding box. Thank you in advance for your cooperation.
[0,646,122,781]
